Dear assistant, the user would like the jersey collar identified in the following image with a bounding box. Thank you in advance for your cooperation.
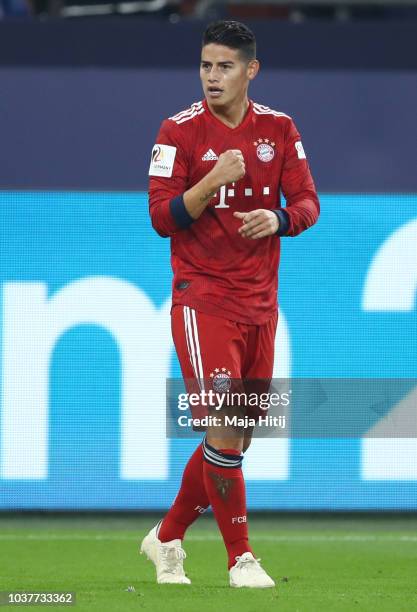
[202,98,253,132]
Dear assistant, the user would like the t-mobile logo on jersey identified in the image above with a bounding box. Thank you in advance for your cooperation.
[232,515,247,524]
[215,185,270,208]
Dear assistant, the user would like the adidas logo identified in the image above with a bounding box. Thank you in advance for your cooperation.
[202,149,218,161]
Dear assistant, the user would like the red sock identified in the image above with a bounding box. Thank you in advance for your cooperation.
[158,443,209,542]
[202,447,253,569]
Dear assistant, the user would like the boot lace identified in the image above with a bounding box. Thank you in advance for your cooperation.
[234,554,261,571]
[160,544,187,575]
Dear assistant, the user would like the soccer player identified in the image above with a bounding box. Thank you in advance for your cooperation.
[141,20,319,588]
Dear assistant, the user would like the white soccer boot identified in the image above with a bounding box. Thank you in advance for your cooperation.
[140,522,191,584]
[229,552,275,588]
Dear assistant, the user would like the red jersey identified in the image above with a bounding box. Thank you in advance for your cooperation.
[148,99,319,325]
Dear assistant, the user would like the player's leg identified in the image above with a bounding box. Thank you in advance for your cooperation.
[195,315,273,586]
[157,443,208,542]
[202,430,250,564]
[156,305,214,545]
[140,305,211,584]
[141,306,244,584]
[168,306,252,571]
[242,425,254,453]
[241,309,278,451]
[224,311,279,587]
[203,417,275,587]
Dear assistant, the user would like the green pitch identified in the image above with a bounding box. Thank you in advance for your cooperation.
[0,514,416,611]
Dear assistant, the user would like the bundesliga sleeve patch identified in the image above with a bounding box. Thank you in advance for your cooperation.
[149,143,177,177]
[295,141,306,159]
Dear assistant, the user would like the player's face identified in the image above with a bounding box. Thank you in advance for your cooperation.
[200,44,258,109]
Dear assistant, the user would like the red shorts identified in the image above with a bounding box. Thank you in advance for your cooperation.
[171,305,278,420]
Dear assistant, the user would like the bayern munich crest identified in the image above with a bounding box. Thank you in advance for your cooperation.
[210,367,232,392]
[254,138,275,162]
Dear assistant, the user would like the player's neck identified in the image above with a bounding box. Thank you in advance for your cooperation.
[206,97,250,129]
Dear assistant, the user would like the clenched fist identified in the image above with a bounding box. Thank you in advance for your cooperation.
[211,149,245,185]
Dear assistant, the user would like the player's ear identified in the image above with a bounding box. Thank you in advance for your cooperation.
[247,59,260,81]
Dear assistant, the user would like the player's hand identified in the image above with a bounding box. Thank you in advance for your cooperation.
[234,209,279,239]
[211,149,245,185]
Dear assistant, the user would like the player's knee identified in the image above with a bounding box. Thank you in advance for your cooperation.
[242,438,252,453]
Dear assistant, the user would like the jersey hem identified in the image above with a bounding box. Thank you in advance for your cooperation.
[171,296,278,326]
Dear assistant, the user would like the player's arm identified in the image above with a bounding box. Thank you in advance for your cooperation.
[148,120,190,238]
[233,119,319,240]
[149,120,245,237]
[275,118,320,237]
[183,150,245,220]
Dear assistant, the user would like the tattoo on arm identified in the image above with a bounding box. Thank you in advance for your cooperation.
[199,191,216,203]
